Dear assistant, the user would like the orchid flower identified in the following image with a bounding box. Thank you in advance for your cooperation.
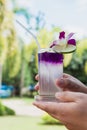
[50,31,76,48]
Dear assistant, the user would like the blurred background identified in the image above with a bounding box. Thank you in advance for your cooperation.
[0,0,87,130]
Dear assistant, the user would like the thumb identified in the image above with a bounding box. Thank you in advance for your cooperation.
[55,91,83,102]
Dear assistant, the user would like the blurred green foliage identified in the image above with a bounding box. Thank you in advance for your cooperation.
[0,0,87,96]
[42,113,62,125]
[64,39,87,84]
[0,101,15,116]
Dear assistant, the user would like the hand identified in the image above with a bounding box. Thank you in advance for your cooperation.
[33,91,87,130]
[35,73,87,94]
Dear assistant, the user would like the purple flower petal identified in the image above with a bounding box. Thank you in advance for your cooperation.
[68,39,76,46]
[59,31,65,39]
[67,33,74,39]
[50,40,58,48]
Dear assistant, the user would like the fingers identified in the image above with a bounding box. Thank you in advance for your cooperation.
[35,74,39,90]
[34,82,39,90]
[33,92,84,113]
[56,77,77,91]
[33,101,66,115]
[33,92,85,123]
[33,98,75,122]
[56,73,87,93]
[33,92,75,114]
[55,91,84,102]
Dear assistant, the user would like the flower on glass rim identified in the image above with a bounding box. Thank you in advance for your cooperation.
[50,31,76,53]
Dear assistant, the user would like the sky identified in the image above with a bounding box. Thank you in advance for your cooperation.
[8,0,87,41]
[29,0,87,39]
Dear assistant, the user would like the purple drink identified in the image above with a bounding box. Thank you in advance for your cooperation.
[35,49,63,102]
[16,23,76,102]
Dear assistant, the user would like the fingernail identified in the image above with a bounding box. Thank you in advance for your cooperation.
[34,85,37,90]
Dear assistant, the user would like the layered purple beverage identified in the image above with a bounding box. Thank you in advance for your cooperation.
[35,49,63,101]
[35,31,76,101]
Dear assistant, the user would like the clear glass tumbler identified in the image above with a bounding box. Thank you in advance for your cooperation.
[35,49,63,102]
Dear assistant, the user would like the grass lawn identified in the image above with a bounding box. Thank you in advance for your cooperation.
[0,116,67,130]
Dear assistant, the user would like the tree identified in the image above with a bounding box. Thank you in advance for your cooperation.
[10,0,46,96]
[0,0,21,91]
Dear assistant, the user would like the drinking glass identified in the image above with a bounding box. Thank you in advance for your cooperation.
[35,49,63,102]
